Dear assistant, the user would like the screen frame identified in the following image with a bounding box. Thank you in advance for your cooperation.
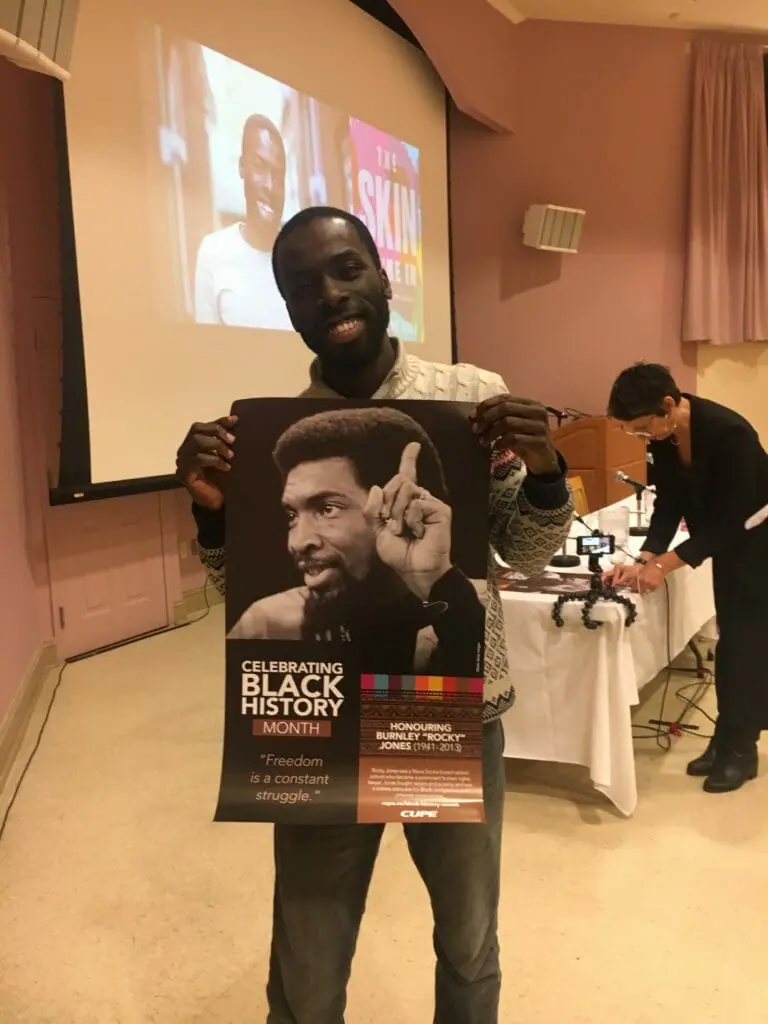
[50,0,457,506]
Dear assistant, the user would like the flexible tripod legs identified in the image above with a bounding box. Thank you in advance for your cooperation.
[552,574,638,630]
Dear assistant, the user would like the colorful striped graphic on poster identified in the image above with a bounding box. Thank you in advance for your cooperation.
[361,674,484,696]
[358,672,485,824]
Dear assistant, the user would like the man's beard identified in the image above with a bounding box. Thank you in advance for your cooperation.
[301,559,399,639]
[307,291,391,370]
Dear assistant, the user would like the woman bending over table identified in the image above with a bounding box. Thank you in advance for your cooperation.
[605,363,768,794]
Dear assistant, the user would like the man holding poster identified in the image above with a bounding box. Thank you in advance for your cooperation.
[176,206,573,1024]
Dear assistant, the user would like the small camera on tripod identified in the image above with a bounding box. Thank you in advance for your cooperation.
[576,534,615,572]
[552,532,637,631]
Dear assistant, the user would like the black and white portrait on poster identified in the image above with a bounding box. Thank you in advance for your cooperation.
[215,398,491,825]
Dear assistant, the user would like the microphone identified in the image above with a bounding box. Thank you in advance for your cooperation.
[614,470,651,492]
[546,406,566,428]
[613,471,651,537]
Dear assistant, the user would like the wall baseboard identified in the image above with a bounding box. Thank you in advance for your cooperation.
[173,584,223,625]
[0,641,59,796]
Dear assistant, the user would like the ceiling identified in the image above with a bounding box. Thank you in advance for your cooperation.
[487,0,768,33]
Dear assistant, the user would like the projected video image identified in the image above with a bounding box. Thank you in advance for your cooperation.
[154,34,424,341]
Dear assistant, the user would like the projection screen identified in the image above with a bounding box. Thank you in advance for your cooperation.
[59,0,452,488]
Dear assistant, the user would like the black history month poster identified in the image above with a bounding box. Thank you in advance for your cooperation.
[214,398,490,826]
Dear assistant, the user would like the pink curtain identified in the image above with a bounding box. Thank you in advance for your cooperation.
[683,40,768,345]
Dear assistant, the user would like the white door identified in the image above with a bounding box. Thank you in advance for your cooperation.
[46,493,170,659]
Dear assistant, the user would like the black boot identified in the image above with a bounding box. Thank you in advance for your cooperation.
[703,743,758,794]
[687,735,719,777]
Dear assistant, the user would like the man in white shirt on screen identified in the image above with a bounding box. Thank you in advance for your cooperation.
[194,113,293,331]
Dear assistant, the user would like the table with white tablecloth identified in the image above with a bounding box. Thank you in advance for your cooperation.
[500,502,716,816]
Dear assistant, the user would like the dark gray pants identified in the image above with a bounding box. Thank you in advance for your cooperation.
[266,719,505,1024]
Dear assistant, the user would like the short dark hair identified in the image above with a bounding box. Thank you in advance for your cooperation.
[607,363,682,421]
[273,407,449,502]
[271,206,381,292]
[242,114,284,158]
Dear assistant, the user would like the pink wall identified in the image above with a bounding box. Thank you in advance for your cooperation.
[0,257,48,723]
[390,0,518,130]
[0,60,197,726]
[0,14,701,722]
[450,21,696,413]
[0,61,57,724]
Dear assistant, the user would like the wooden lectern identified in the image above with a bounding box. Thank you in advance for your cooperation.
[552,416,647,512]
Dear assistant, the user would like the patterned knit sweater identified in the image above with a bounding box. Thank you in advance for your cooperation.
[193,340,573,721]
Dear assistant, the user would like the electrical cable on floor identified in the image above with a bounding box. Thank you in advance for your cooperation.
[631,577,714,750]
[0,582,214,845]
[675,678,716,730]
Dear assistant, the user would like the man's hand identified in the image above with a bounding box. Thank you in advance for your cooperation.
[470,395,559,476]
[364,441,453,601]
[175,415,237,510]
